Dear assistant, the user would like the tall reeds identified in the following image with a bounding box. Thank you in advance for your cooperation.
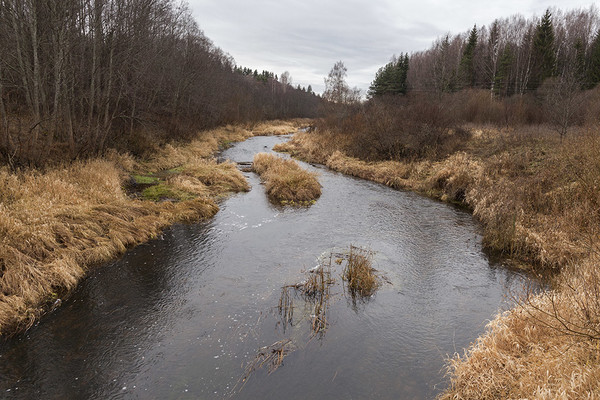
[343,246,378,298]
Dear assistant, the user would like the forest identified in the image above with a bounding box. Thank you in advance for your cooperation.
[0,0,321,166]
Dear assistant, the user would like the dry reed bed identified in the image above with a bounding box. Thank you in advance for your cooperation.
[249,119,311,136]
[0,121,305,336]
[276,126,600,398]
[252,153,321,204]
[442,256,600,400]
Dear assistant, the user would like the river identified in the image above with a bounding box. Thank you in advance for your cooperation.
[0,134,530,399]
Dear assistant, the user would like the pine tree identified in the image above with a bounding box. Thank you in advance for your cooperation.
[459,25,478,88]
[530,9,556,90]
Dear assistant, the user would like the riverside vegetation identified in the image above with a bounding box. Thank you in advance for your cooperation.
[0,120,308,336]
[252,153,321,205]
[282,9,600,394]
[276,113,600,398]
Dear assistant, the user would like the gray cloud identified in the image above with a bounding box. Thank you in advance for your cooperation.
[190,0,596,93]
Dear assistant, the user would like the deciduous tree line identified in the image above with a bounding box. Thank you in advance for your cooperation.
[0,0,321,165]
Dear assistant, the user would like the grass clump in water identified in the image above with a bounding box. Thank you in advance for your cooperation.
[235,339,296,394]
[343,246,379,298]
[252,153,321,205]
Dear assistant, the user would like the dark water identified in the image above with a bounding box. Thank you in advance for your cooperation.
[0,135,529,399]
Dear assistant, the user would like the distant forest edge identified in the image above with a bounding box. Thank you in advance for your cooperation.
[0,0,322,166]
[400,8,600,96]
[324,6,600,162]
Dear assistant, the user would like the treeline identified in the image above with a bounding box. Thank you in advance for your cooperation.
[325,7,600,162]
[0,0,321,166]
[408,7,600,95]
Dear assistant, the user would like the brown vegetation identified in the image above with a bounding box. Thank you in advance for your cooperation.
[0,121,303,336]
[277,114,600,397]
[235,339,296,393]
[343,246,379,298]
[249,119,312,136]
[252,153,321,205]
[441,258,600,399]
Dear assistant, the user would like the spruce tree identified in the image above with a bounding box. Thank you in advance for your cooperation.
[494,45,514,96]
[368,54,409,97]
[530,9,556,90]
[459,25,478,88]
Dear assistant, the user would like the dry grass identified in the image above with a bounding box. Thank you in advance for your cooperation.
[279,124,600,399]
[252,153,321,204]
[0,120,305,336]
[441,259,600,399]
[343,246,379,298]
[235,339,296,393]
[249,119,310,136]
[0,159,227,334]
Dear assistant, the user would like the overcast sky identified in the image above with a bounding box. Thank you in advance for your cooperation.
[189,1,596,94]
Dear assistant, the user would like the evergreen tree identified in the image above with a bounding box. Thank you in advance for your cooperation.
[530,9,556,90]
[368,53,409,97]
[587,29,600,88]
[459,25,478,88]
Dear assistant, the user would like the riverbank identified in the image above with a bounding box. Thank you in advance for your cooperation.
[0,119,308,336]
[275,125,600,398]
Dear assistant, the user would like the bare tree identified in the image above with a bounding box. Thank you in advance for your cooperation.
[323,61,360,104]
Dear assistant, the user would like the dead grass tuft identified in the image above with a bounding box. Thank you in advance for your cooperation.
[343,246,379,298]
[250,119,304,136]
[252,153,321,204]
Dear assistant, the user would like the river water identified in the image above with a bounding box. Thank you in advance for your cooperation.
[0,134,529,399]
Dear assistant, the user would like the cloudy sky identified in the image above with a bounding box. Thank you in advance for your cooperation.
[189,0,596,93]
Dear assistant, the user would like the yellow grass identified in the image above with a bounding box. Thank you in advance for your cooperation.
[343,246,379,298]
[252,153,321,204]
[277,125,600,399]
[0,120,299,336]
[441,258,600,399]
[249,119,310,136]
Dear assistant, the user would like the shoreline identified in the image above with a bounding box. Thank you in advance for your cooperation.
[0,120,308,337]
